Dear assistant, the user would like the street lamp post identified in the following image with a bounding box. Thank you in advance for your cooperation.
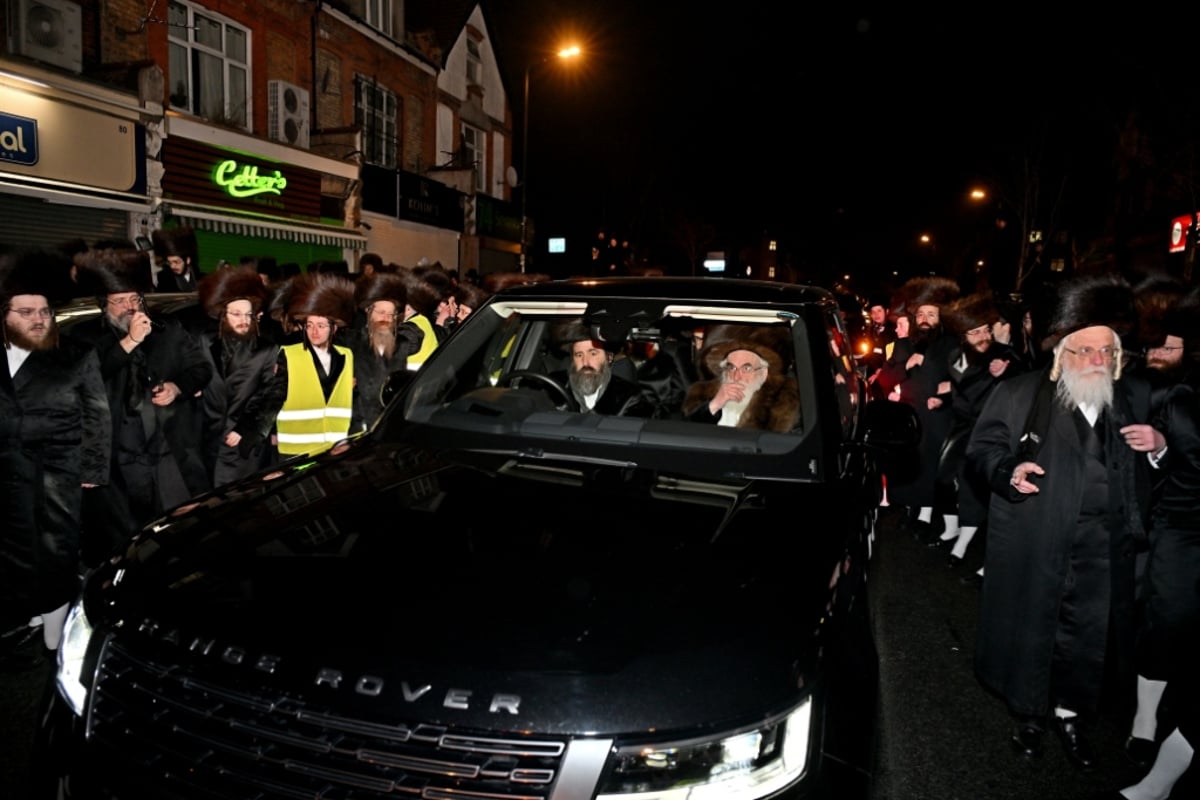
[519,45,580,273]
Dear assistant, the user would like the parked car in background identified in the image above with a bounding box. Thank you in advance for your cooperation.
[36,277,918,800]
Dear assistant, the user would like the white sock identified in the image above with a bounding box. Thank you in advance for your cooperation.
[41,603,69,650]
[918,506,933,524]
[1121,728,1194,800]
[950,526,978,558]
[1053,706,1077,719]
[1131,676,1167,741]
[940,514,959,541]
[975,566,984,577]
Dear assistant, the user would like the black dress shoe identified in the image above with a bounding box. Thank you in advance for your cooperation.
[927,534,955,548]
[1053,717,1096,771]
[961,570,984,587]
[1124,735,1156,769]
[946,553,964,568]
[1011,723,1044,759]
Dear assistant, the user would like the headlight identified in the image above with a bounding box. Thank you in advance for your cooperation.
[596,697,812,798]
[56,602,95,716]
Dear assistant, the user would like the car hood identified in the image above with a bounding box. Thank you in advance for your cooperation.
[89,437,841,736]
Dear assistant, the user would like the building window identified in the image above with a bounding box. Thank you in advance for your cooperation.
[466,38,482,85]
[364,0,393,37]
[168,1,250,128]
[355,76,398,169]
[461,123,486,192]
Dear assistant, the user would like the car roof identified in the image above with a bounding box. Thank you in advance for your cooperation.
[493,277,836,307]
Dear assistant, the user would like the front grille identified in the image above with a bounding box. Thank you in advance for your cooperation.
[88,639,566,799]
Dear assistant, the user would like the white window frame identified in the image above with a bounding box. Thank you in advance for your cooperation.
[365,0,393,37]
[167,0,251,129]
[466,38,482,86]
[355,75,399,169]
[461,123,486,192]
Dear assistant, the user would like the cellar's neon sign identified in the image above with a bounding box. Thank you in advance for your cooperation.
[213,159,288,198]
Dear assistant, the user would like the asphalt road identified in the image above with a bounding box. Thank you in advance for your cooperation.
[0,506,1192,799]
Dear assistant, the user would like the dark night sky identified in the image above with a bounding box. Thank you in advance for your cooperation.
[484,3,1193,278]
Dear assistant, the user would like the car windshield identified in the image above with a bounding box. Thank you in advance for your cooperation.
[379,294,830,482]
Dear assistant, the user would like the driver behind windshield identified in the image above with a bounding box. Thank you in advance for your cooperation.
[551,321,655,417]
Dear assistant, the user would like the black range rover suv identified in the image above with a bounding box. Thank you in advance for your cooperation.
[36,277,918,800]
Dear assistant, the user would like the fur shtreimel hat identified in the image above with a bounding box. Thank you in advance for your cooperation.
[287,272,356,327]
[702,336,785,377]
[0,248,72,306]
[454,282,490,312]
[355,272,407,311]
[75,247,154,296]
[943,292,1000,336]
[151,226,198,261]
[902,276,960,316]
[1133,274,1187,349]
[1048,273,1137,343]
[400,269,442,318]
[197,266,267,320]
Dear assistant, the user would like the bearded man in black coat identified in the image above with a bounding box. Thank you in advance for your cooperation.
[68,247,213,558]
[196,266,285,488]
[0,249,111,659]
[887,276,961,538]
[966,273,1164,771]
[347,271,421,432]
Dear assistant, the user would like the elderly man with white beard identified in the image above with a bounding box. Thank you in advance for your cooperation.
[965,273,1165,773]
[683,333,801,432]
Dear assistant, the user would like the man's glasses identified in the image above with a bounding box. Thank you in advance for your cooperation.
[1062,345,1118,360]
[723,362,767,375]
[305,321,331,331]
[7,307,52,320]
[226,311,254,320]
[106,295,144,310]
[1145,345,1183,354]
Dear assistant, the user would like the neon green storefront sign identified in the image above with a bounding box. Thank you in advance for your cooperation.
[213,159,288,198]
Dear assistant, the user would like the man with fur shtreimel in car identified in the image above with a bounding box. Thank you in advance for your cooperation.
[682,332,800,432]
[274,272,358,457]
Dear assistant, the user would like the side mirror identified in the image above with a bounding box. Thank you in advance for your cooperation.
[380,370,415,408]
[859,400,921,470]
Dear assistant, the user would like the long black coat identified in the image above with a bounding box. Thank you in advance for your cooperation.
[889,329,957,508]
[1138,368,1200,682]
[0,339,111,629]
[67,314,213,521]
[200,333,284,487]
[347,326,422,433]
[966,369,1153,716]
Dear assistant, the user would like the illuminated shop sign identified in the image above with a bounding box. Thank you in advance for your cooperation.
[0,111,38,166]
[213,159,288,198]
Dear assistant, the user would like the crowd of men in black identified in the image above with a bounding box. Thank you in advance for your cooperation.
[857,272,1199,800]
[0,229,508,671]
[4,232,1199,799]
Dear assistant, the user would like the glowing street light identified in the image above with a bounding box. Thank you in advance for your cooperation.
[520,44,582,272]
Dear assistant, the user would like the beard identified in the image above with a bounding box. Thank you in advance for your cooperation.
[220,317,256,342]
[570,359,611,396]
[1057,363,1114,410]
[368,324,396,360]
[108,309,135,334]
[5,320,58,351]
[717,375,766,425]
[964,340,992,367]
[910,324,939,348]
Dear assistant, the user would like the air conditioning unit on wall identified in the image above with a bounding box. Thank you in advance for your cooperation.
[9,0,83,73]
[268,80,310,149]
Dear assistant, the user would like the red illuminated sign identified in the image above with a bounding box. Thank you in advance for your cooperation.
[1169,213,1195,253]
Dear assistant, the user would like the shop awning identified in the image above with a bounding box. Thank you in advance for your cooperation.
[165,203,368,250]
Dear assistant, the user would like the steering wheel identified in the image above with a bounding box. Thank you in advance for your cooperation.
[498,370,578,411]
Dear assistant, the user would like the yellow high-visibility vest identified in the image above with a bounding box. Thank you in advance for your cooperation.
[276,343,354,456]
[406,314,439,371]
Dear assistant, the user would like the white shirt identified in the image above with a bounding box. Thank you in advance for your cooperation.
[6,344,31,378]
